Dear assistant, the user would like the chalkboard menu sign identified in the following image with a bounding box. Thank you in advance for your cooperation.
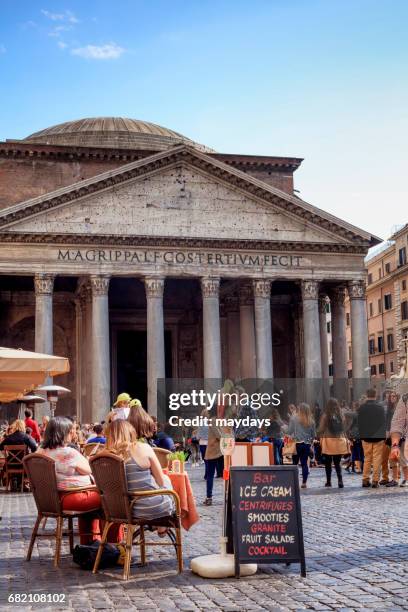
[230,466,306,577]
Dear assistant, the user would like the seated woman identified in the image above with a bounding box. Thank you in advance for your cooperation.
[0,419,37,489]
[37,417,121,544]
[0,419,37,453]
[106,418,173,534]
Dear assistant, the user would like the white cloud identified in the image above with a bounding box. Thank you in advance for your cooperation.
[57,41,68,49]
[41,9,78,23]
[48,24,72,37]
[71,42,125,60]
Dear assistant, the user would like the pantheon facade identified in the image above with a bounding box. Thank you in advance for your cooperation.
[0,118,379,420]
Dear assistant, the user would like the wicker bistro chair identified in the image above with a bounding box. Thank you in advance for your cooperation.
[4,445,29,492]
[23,454,101,567]
[90,452,183,580]
[83,442,105,458]
[153,447,171,469]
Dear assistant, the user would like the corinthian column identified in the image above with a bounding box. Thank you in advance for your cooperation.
[239,282,257,379]
[34,273,55,356]
[348,280,369,392]
[225,295,241,380]
[201,277,222,381]
[301,280,322,379]
[253,279,273,380]
[145,277,165,418]
[319,294,330,380]
[90,275,110,422]
[330,286,348,380]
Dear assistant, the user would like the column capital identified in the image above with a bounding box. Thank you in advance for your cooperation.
[301,279,320,300]
[253,279,272,299]
[330,285,347,307]
[318,294,328,314]
[201,277,220,298]
[90,274,110,296]
[239,281,253,306]
[76,278,92,310]
[144,276,165,298]
[348,279,366,299]
[34,273,55,296]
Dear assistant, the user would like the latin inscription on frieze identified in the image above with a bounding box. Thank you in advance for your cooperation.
[57,249,302,268]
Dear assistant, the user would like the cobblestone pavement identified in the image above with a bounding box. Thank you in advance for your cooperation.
[1,465,408,612]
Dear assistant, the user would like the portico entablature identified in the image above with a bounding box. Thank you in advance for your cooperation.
[0,240,367,282]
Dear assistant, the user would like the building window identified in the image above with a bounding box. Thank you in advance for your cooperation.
[387,333,394,351]
[325,302,330,313]
[329,364,334,376]
[379,363,385,375]
[390,361,394,373]
[402,301,408,321]
[326,321,331,333]
[385,262,391,273]
[378,336,384,352]
[399,247,407,267]
[378,298,382,314]
[403,280,407,291]
[369,302,373,317]
[348,346,352,360]
[368,273,373,285]
[384,294,393,310]
[346,312,350,326]
[347,369,353,379]
[378,268,382,279]
[369,338,375,355]
[371,364,377,376]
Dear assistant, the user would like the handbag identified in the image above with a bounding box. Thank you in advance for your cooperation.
[320,436,350,456]
[73,540,120,570]
[282,436,297,457]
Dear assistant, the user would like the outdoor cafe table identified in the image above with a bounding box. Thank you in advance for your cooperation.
[163,469,199,530]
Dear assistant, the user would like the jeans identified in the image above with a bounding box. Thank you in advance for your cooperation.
[272,438,283,465]
[292,443,311,483]
[200,444,208,478]
[206,456,224,498]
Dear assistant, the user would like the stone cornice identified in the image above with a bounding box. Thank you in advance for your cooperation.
[0,145,377,247]
[0,232,369,254]
[1,140,303,170]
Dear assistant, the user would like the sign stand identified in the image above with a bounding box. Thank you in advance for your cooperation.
[230,465,306,578]
[190,435,257,578]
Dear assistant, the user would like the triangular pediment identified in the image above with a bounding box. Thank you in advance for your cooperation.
[0,145,377,248]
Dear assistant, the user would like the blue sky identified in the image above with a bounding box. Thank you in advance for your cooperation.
[1,0,407,240]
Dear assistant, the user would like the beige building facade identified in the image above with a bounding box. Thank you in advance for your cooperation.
[0,118,379,420]
[346,224,408,383]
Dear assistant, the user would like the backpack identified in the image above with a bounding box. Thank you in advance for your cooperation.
[73,540,120,570]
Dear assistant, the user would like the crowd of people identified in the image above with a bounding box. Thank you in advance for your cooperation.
[0,398,179,543]
[1,386,408,509]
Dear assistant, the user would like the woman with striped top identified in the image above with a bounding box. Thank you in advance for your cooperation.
[105,418,173,532]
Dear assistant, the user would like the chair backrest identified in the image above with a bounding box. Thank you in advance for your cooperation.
[4,445,28,470]
[153,447,171,468]
[23,454,61,516]
[90,452,132,523]
[83,443,105,458]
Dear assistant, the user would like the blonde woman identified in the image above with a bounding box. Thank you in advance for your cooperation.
[286,403,316,488]
[0,419,37,453]
[105,419,173,532]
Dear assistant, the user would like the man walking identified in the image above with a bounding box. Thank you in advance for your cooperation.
[357,388,386,488]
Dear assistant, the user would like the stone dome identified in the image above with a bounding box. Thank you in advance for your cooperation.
[23,117,213,152]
